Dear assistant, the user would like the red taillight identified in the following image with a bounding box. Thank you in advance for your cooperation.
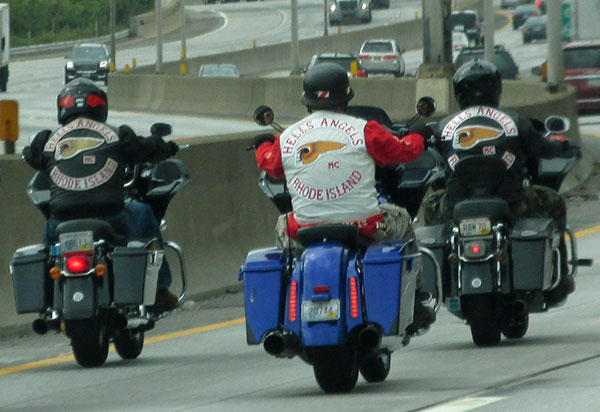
[87,94,106,108]
[65,256,91,273]
[349,277,359,318]
[472,245,481,254]
[383,55,396,60]
[358,54,371,60]
[314,285,329,294]
[356,69,367,78]
[535,1,541,6]
[58,95,75,109]
[288,280,298,322]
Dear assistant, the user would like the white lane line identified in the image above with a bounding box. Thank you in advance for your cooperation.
[419,397,504,412]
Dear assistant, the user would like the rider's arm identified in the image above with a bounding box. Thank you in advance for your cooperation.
[256,135,285,179]
[119,125,178,164]
[520,117,565,159]
[364,120,425,167]
[22,130,52,171]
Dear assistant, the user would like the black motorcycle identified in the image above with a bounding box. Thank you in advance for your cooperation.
[416,116,593,347]
[10,123,190,367]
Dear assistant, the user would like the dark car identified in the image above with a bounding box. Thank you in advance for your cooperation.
[451,10,482,45]
[522,15,546,43]
[453,45,520,80]
[512,4,540,30]
[563,41,600,112]
[64,43,110,85]
[304,53,367,77]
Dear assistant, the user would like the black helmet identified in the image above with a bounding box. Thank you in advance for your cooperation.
[301,63,354,110]
[57,78,108,125]
[453,59,502,109]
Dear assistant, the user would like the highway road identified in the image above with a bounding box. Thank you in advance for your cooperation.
[2,1,600,411]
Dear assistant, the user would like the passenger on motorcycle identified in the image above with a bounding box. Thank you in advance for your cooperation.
[22,78,180,310]
[422,59,577,305]
[253,63,436,333]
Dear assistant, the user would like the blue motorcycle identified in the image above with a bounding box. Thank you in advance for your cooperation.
[239,99,442,393]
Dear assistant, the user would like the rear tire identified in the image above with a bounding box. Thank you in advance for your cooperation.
[463,295,501,347]
[66,319,109,367]
[114,330,144,360]
[312,345,359,393]
[359,353,391,383]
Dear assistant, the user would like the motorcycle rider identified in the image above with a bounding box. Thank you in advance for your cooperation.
[422,59,577,305]
[253,63,436,334]
[23,78,180,310]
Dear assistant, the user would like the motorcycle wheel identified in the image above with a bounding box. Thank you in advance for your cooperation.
[463,295,501,347]
[312,344,359,393]
[501,313,529,339]
[359,353,391,383]
[66,319,109,367]
[114,330,144,360]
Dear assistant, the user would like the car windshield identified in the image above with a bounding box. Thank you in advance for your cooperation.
[71,47,106,60]
[452,13,477,28]
[516,5,537,14]
[564,47,600,70]
[361,42,394,53]
[313,57,357,71]
[200,65,239,77]
[456,52,516,76]
[525,15,546,25]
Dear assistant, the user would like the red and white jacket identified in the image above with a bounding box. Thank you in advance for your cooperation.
[256,110,424,239]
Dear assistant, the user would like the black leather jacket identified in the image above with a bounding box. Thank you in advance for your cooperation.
[24,117,173,219]
[432,105,565,206]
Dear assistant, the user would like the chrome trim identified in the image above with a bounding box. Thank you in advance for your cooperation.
[165,241,188,304]
[419,246,443,313]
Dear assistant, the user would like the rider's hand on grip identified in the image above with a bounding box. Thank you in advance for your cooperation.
[168,141,179,156]
[23,129,51,169]
[252,133,276,150]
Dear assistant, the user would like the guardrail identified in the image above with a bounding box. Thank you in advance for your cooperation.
[10,30,130,58]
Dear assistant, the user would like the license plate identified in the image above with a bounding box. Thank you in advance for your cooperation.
[587,78,600,87]
[459,218,491,237]
[374,57,382,61]
[302,300,341,322]
[59,231,94,254]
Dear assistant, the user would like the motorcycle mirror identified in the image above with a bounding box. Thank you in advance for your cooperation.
[150,122,172,137]
[416,97,437,118]
[253,105,275,126]
[544,116,570,134]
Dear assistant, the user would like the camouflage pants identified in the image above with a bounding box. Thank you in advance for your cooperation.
[275,203,423,287]
[421,185,566,230]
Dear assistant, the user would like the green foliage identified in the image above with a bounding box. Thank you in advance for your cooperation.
[6,0,155,47]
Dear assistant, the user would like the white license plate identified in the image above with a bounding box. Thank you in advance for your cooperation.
[302,300,341,322]
[459,218,491,237]
[587,78,600,87]
[59,231,94,254]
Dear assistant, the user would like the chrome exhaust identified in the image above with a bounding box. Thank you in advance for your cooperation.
[263,331,299,358]
[358,324,382,350]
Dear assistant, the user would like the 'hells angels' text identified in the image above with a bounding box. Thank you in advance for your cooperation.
[281,118,364,155]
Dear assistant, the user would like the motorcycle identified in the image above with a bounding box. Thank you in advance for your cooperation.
[416,115,593,347]
[10,123,190,367]
[238,99,443,393]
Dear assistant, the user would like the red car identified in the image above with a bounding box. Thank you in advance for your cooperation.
[563,41,600,112]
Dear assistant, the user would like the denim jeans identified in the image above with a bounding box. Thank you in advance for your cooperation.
[44,200,172,290]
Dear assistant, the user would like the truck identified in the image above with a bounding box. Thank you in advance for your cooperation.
[0,3,8,92]
[572,0,600,41]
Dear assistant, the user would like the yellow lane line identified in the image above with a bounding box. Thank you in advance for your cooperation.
[3,223,600,376]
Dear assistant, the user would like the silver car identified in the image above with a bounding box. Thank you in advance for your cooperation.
[329,0,372,25]
[358,39,406,77]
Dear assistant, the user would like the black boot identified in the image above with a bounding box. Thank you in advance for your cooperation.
[406,289,436,335]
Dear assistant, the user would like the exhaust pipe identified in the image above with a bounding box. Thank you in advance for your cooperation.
[358,325,382,351]
[112,314,155,332]
[32,319,48,335]
[263,331,299,358]
[512,299,527,315]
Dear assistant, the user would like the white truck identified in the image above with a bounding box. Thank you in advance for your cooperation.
[572,0,600,41]
[0,3,8,92]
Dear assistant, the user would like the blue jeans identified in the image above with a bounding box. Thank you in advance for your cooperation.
[44,200,172,290]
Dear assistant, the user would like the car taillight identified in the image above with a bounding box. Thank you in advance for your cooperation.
[358,54,371,60]
[288,280,298,322]
[349,277,359,318]
[384,55,396,60]
[65,256,91,273]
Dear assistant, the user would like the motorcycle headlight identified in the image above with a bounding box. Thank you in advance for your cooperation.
[361,2,368,9]
[99,60,108,69]
[66,61,74,69]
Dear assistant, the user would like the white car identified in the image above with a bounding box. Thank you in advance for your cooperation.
[358,39,406,77]
[453,32,470,52]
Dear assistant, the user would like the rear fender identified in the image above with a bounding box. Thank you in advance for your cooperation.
[293,243,351,347]
[62,276,96,319]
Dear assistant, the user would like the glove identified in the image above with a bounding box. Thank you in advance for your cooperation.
[118,125,137,141]
[253,133,276,149]
[549,134,568,144]
[23,130,51,169]
[411,124,434,140]
[167,141,179,156]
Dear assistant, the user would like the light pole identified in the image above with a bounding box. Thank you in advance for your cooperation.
[181,0,187,60]
[109,0,116,73]
[323,0,328,36]
[291,0,299,72]
[156,0,163,74]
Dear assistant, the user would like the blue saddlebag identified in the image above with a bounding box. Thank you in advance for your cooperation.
[241,247,287,345]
